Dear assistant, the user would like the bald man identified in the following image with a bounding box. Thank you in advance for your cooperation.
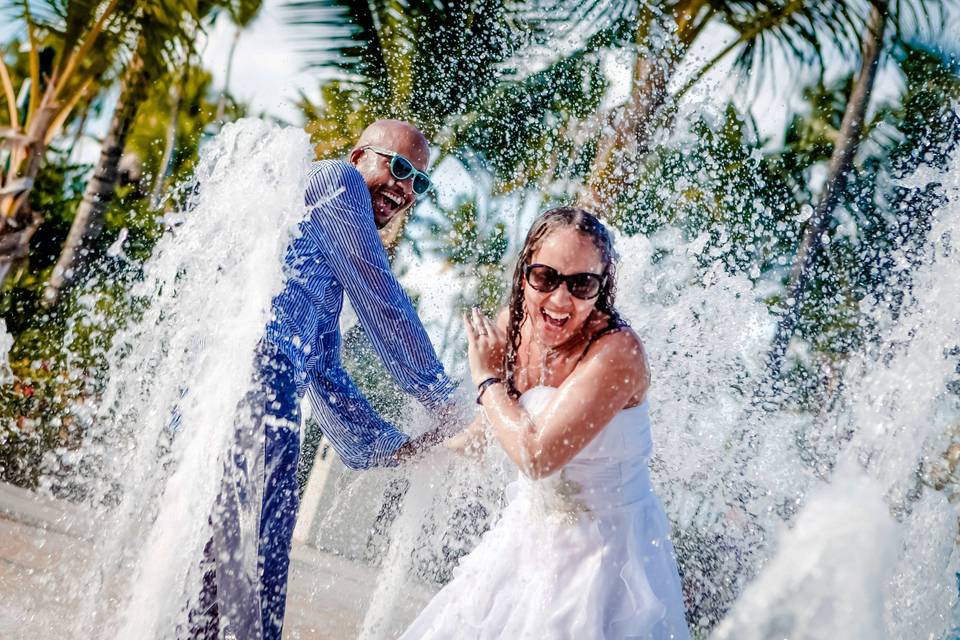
[193,121,459,640]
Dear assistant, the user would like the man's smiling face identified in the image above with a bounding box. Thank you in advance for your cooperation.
[349,120,430,229]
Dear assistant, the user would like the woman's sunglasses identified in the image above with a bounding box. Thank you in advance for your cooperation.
[361,145,433,196]
[524,263,605,300]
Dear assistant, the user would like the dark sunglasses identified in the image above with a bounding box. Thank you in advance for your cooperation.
[524,263,605,300]
[361,145,433,196]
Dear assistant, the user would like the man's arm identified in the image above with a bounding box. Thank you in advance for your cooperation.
[303,161,457,411]
[306,364,410,469]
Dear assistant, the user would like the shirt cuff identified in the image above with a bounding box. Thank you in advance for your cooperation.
[367,427,411,468]
[418,373,459,413]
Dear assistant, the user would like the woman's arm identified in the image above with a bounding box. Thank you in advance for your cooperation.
[465,311,649,479]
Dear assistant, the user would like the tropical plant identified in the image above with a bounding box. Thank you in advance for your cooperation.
[767,0,951,378]
[283,0,878,216]
[0,0,137,288]
[785,39,960,369]
[284,0,609,181]
[544,0,871,212]
[42,0,249,307]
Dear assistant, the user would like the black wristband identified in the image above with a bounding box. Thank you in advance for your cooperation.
[476,377,502,404]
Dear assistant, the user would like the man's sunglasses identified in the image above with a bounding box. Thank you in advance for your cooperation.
[524,263,605,300]
[361,145,433,196]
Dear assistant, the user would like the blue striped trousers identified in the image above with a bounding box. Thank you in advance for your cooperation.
[189,342,302,640]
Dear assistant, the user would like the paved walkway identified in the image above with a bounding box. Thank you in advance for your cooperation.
[0,482,431,639]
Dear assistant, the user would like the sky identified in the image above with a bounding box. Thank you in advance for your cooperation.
[200,2,318,125]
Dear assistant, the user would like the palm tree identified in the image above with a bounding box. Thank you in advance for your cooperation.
[284,0,872,211]
[578,0,868,212]
[765,0,887,378]
[766,0,949,379]
[42,1,228,307]
[0,0,134,288]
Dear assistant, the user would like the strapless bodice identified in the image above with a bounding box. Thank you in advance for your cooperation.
[511,385,657,516]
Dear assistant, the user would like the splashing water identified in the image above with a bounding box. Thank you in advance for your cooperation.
[304,153,960,637]
[708,157,960,639]
[0,320,12,385]
[36,119,313,638]
[7,117,958,640]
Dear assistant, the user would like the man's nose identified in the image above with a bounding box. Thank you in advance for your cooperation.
[394,174,415,200]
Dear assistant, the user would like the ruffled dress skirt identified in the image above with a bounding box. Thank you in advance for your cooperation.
[399,387,690,640]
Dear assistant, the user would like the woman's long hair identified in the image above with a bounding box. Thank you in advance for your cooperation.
[503,207,621,396]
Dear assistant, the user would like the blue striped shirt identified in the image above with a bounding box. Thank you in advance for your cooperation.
[265,160,456,469]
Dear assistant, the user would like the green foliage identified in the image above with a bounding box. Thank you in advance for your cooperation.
[0,147,151,488]
[0,149,143,487]
[797,41,959,343]
[1,149,88,334]
[125,65,235,199]
[458,51,607,189]
[0,357,84,487]
[612,104,803,276]
[287,0,612,188]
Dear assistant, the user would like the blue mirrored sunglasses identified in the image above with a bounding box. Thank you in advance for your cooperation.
[361,145,433,196]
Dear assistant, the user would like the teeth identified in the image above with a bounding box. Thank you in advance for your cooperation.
[384,192,402,206]
[543,309,569,321]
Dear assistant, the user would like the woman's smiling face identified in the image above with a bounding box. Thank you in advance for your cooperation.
[523,226,605,348]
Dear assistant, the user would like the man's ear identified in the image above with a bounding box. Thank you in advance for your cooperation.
[348,147,364,166]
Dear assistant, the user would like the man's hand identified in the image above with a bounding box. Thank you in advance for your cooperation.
[392,427,448,463]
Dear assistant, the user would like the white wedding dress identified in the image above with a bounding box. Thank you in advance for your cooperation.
[400,386,690,639]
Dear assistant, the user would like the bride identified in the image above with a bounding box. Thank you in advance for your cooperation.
[400,207,690,639]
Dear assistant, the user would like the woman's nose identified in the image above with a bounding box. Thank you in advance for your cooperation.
[546,284,573,308]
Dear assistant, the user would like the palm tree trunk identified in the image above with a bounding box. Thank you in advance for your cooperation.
[150,71,185,208]
[215,25,242,124]
[579,4,694,212]
[43,38,149,307]
[766,1,887,379]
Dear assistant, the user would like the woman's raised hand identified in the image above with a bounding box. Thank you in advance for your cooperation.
[463,307,506,386]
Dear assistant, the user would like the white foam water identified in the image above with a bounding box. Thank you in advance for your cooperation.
[56,119,313,638]
[320,153,960,638]
[15,117,955,639]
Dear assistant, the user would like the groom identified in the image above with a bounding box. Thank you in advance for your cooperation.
[194,120,460,640]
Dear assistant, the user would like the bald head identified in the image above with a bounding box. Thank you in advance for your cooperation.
[349,120,431,228]
[354,120,429,171]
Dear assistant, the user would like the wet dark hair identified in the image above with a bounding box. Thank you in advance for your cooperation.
[503,206,621,396]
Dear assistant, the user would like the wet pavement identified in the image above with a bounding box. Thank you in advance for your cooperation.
[0,482,430,640]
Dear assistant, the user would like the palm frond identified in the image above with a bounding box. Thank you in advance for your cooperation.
[716,0,870,77]
[283,0,389,85]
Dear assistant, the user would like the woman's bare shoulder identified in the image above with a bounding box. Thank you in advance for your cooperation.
[586,323,647,372]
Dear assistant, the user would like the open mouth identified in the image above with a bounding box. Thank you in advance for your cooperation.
[381,190,404,209]
[541,308,570,328]
[375,190,406,226]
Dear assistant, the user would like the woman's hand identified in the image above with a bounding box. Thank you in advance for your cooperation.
[464,307,506,386]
